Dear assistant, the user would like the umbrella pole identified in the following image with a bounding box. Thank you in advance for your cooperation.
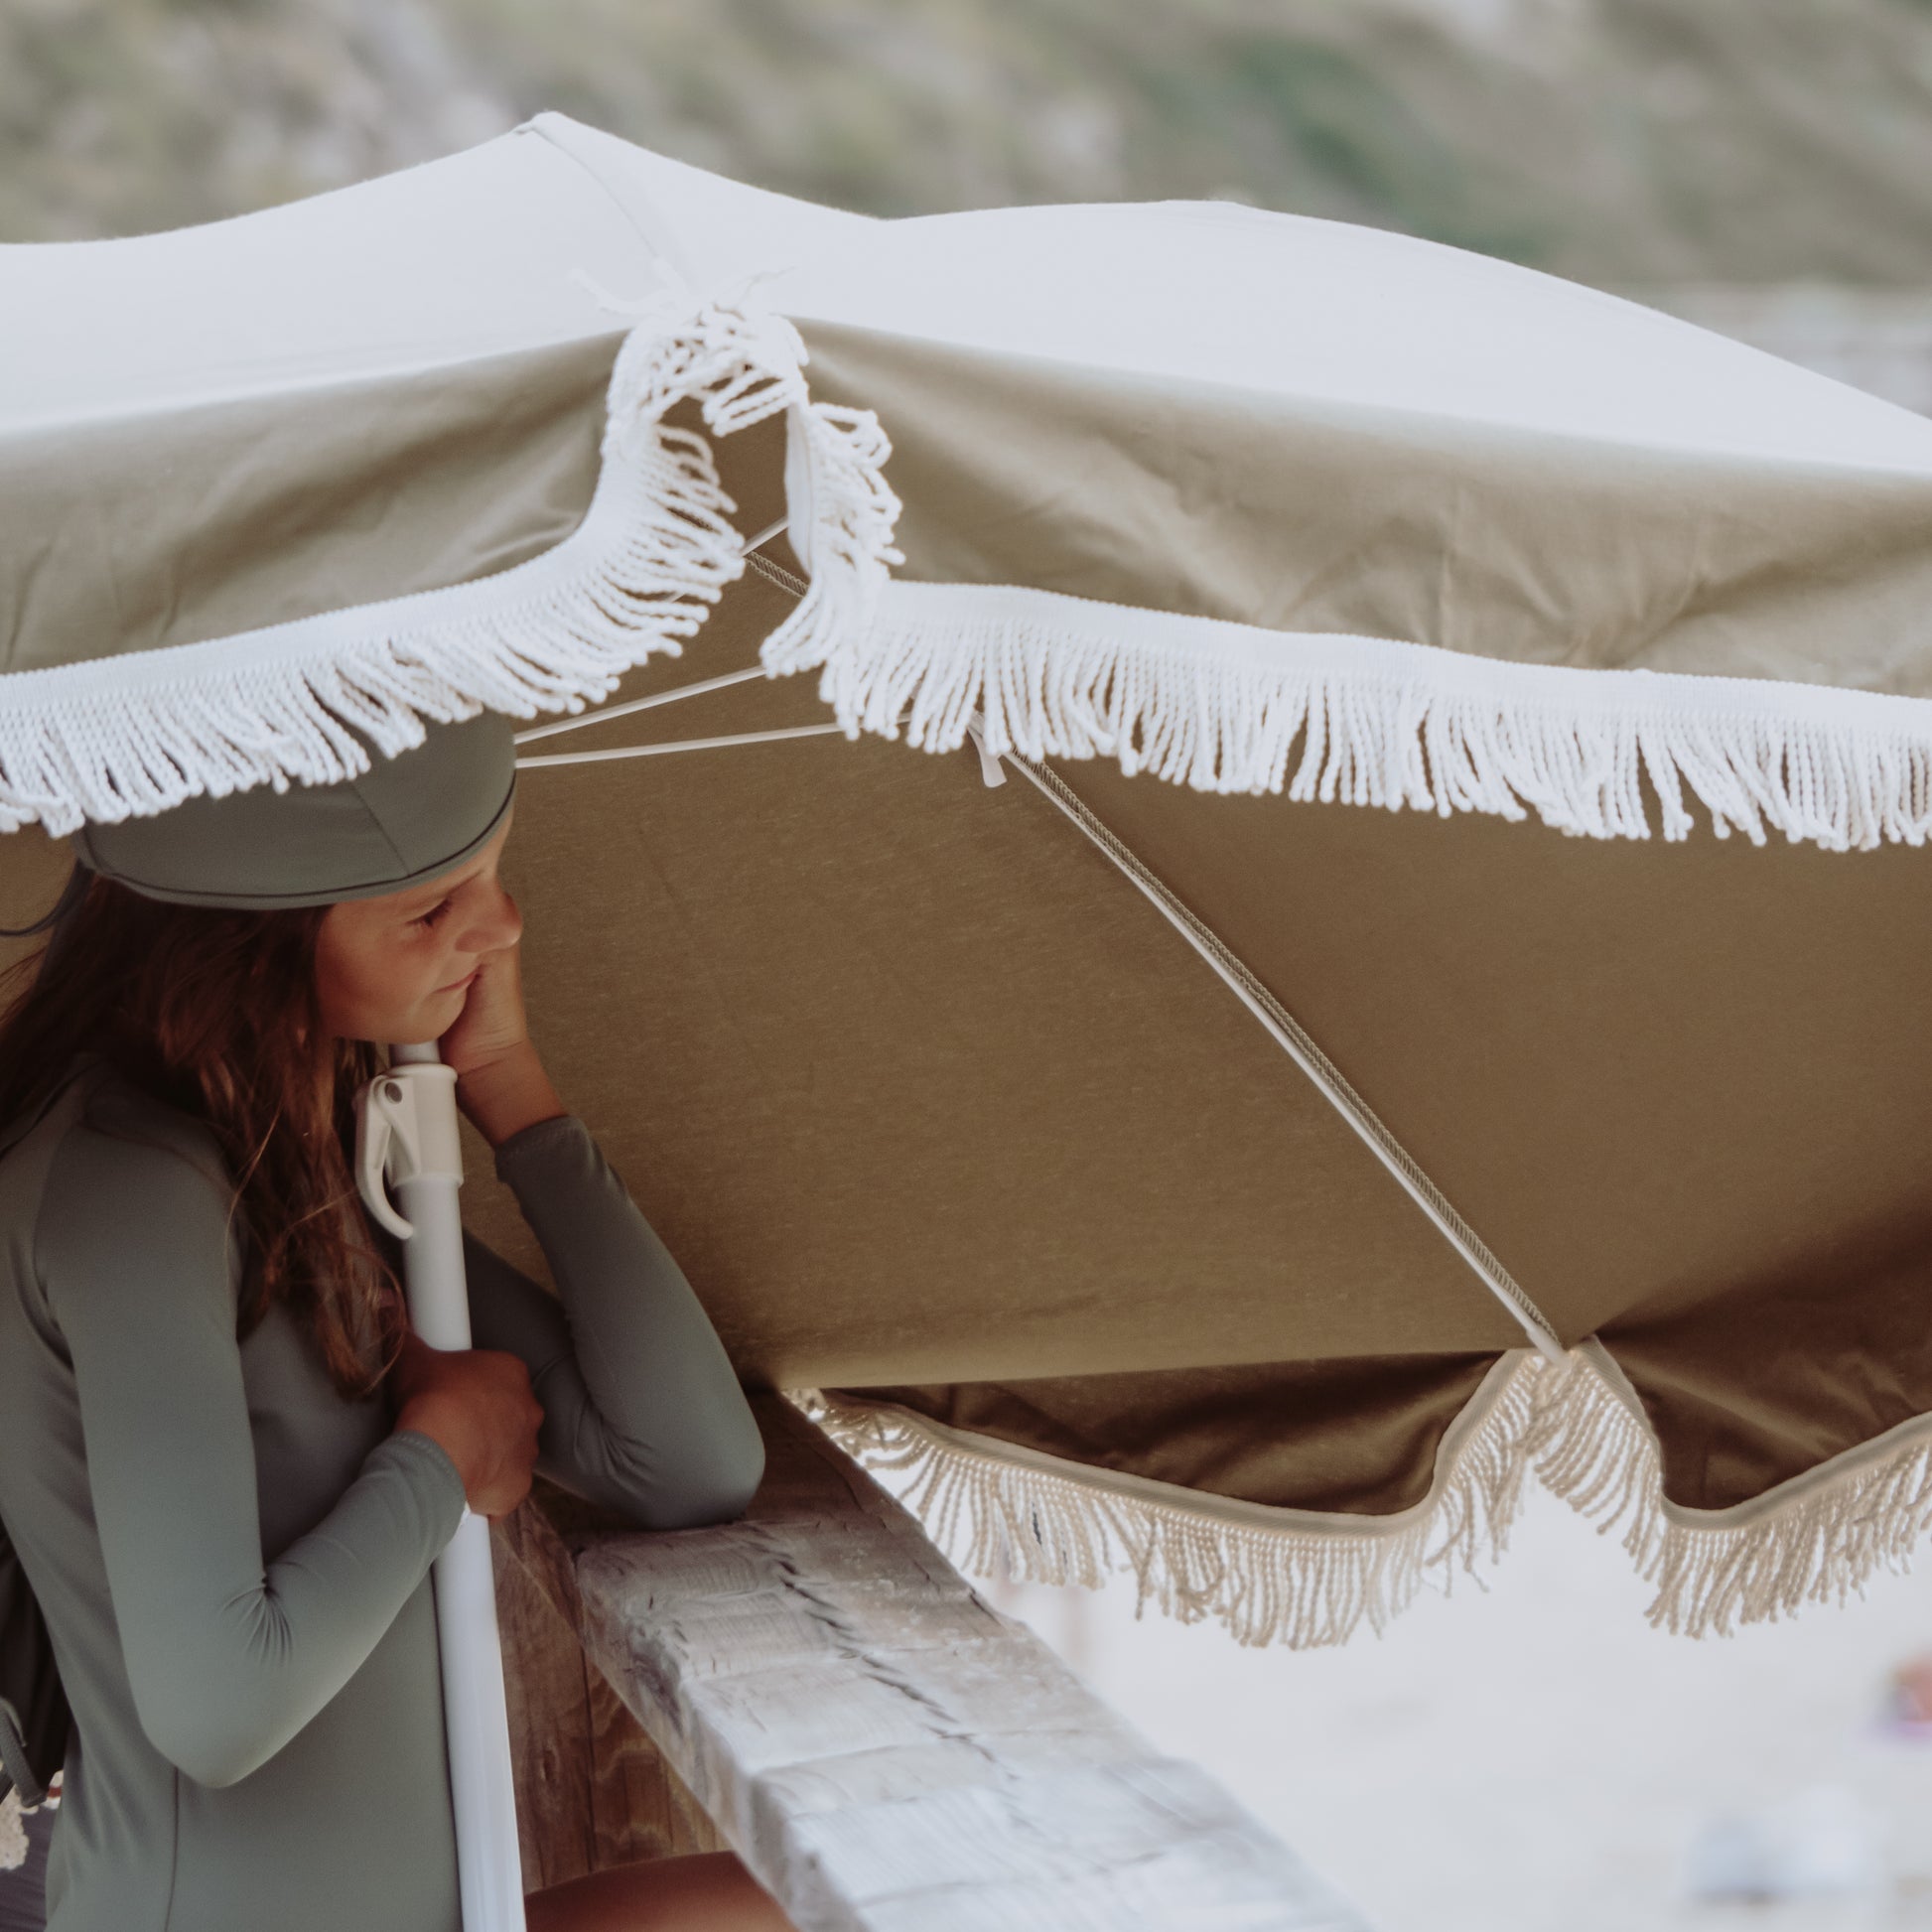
[357,1045,527,1932]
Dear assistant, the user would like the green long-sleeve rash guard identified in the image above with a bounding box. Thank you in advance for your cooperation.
[0,1063,764,1932]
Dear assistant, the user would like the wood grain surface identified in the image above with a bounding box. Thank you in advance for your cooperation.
[494,1493,721,1892]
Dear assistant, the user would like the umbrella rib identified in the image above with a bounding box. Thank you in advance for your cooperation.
[511,667,768,744]
[1004,749,1568,1364]
[515,723,845,768]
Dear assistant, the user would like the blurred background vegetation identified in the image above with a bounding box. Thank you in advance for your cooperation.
[6,0,1932,290]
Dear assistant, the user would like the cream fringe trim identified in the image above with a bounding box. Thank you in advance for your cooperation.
[0,1789,24,1873]
[799,1346,1932,1647]
[801,580,1932,852]
[1536,1341,1932,1636]
[795,1355,1544,1650]
[0,296,898,838]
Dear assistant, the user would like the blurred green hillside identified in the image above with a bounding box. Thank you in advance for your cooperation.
[5,0,1932,285]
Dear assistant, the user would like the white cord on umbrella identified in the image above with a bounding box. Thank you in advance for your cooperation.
[980,721,1569,1365]
[516,723,844,769]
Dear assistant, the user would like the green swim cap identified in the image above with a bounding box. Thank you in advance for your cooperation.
[70,712,516,909]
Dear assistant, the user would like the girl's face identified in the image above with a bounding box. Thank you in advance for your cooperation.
[315,819,521,1044]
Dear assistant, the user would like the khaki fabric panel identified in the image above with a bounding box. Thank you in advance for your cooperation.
[0,333,621,673]
[859,1353,1501,1515]
[798,321,1932,696]
[1599,1229,1932,1512]
[460,600,1527,1386]
[1055,759,1932,1358]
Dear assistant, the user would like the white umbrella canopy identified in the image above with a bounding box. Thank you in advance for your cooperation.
[11,112,1927,460]
[5,114,1932,1650]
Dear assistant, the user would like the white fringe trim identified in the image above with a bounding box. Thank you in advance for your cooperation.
[15,306,1921,858]
[800,580,1932,851]
[794,1354,1546,1649]
[800,1345,1932,1647]
[1535,1341,1932,1636]
[0,297,898,837]
[0,1788,24,1873]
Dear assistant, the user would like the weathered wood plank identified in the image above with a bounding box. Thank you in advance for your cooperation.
[538,1395,1373,1932]
[494,1494,721,1893]
[494,1512,601,1889]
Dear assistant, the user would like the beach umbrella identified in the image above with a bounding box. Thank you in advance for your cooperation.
[5,104,1932,1722]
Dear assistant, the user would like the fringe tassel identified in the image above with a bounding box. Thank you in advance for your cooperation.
[802,1350,1932,1647]
[1534,1345,1932,1637]
[0,298,898,839]
[760,407,902,681]
[795,580,1932,851]
[795,1357,1546,1650]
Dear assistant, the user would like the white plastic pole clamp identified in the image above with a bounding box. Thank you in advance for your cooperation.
[354,1059,464,1242]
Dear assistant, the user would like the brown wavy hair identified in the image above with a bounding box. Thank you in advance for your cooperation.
[0,870,405,1396]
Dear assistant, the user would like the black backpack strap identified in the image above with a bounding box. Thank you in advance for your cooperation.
[0,1700,45,1810]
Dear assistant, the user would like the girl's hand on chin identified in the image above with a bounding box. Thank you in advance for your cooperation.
[437,943,529,1083]
[439,946,567,1147]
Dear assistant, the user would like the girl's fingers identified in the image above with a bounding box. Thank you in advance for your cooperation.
[442,946,532,1074]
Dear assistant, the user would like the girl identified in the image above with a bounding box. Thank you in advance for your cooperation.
[0,714,791,1932]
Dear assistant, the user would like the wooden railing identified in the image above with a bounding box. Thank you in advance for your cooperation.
[492,1395,1369,1931]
